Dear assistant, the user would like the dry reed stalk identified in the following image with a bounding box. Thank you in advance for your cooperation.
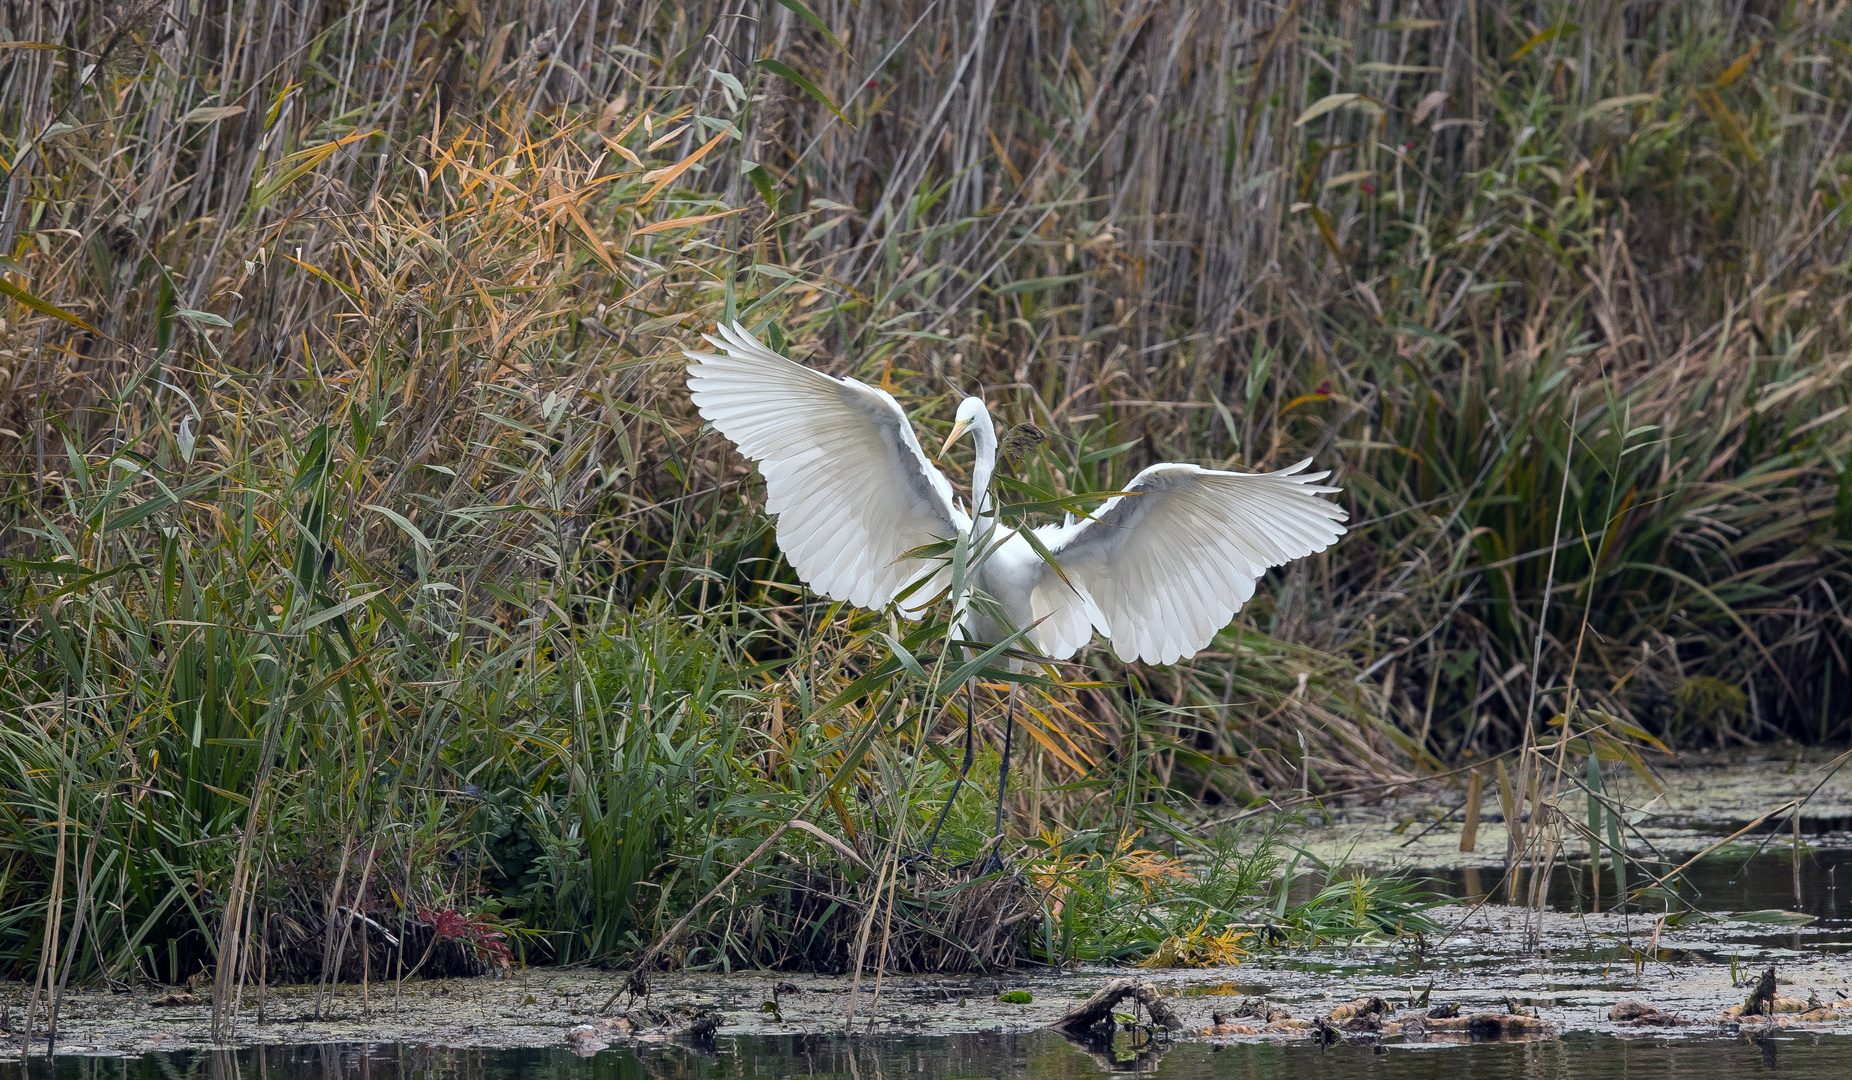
[312,834,356,1020]
[1794,810,1803,908]
[843,842,891,1034]
[328,840,381,1016]
[1459,770,1482,853]
[47,793,101,1045]
[24,778,66,1056]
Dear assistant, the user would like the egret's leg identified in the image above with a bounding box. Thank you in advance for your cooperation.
[981,684,1018,873]
[920,678,977,857]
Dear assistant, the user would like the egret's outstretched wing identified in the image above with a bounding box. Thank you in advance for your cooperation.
[1027,460,1348,664]
[686,322,966,614]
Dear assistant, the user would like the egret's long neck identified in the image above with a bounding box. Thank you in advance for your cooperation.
[968,405,998,527]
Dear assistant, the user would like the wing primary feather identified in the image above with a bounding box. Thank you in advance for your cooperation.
[1026,460,1348,665]
[686,323,965,613]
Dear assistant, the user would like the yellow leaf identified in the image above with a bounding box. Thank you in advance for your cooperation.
[1588,93,1660,113]
[1324,169,1374,190]
[636,128,729,207]
[184,105,246,124]
[1295,93,1359,126]
[251,129,378,208]
[603,138,642,167]
[1693,86,1760,162]
[1014,716,1086,773]
[632,207,748,235]
[1278,392,1332,415]
[1306,205,1344,264]
[564,200,619,273]
[477,23,513,92]
[0,278,100,334]
[645,124,691,152]
[281,254,360,300]
[1509,24,1570,62]
[1716,41,1759,88]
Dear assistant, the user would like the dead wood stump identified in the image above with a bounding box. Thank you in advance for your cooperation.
[1750,964,1777,1016]
[1052,978,1183,1032]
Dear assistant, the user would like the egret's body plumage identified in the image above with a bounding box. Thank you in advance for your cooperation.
[687,322,1347,861]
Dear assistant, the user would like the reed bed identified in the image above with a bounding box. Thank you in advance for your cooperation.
[1,0,1849,1015]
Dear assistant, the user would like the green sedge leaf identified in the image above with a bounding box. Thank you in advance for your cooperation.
[755,59,849,124]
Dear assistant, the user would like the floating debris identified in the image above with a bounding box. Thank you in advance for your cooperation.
[1610,1000,1685,1027]
[563,1017,631,1057]
[1203,1012,1260,1036]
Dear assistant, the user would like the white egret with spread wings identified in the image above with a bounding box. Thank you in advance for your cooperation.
[686,322,1348,863]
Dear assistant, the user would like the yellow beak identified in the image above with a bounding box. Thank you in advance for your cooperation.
[939,418,972,456]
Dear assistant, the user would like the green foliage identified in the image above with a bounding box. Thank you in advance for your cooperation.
[1671,676,1751,745]
[1025,821,1439,967]
[492,613,764,963]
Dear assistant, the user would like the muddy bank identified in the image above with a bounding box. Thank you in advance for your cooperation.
[10,898,1852,1056]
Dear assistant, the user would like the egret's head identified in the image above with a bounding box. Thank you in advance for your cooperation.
[939,396,988,455]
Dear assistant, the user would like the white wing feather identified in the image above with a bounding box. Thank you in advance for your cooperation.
[1028,460,1348,664]
[685,323,966,615]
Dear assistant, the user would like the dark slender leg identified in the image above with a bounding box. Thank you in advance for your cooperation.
[919,678,978,857]
[980,686,1017,874]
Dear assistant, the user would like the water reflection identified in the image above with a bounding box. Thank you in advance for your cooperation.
[1752,1029,1781,1071]
[12,1032,1852,1080]
[1425,850,1850,924]
[1060,1026,1171,1073]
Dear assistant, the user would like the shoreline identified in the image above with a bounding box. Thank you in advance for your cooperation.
[11,899,1852,1057]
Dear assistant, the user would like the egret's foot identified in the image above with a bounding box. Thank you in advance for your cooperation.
[898,847,942,870]
[975,847,1009,876]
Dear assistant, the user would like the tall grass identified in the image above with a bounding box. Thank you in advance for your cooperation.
[1,0,1849,1000]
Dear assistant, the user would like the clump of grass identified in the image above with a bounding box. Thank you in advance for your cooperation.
[1026,821,1440,967]
[1670,676,1752,747]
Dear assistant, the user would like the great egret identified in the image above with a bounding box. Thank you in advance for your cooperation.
[686,322,1348,861]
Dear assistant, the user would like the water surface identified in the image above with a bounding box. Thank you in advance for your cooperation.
[1424,849,1848,920]
[15,1032,1852,1080]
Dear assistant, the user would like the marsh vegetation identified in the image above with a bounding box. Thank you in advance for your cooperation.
[1,0,1849,1034]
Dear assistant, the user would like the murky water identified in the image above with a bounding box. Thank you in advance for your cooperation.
[1423,849,1850,922]
[14,1033,1852,1080]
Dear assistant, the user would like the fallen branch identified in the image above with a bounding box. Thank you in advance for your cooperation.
[1052,977,1183,1032]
